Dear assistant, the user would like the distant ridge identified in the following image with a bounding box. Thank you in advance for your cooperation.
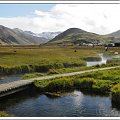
[0,25,47,45]
[0,25,119,45]
[0,25,61,45]
[49,28,112,44]
[107,29,120,38]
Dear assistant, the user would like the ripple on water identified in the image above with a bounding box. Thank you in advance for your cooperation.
[0,89,120,117]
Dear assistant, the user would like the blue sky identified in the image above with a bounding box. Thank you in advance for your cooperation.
[0,4,54,17]
[0,4,120,34]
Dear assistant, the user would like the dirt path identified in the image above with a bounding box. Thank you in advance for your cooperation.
[0,65,120,96]
[32,65,120,81]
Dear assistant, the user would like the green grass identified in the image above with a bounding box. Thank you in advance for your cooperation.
[34,68,120,95]
[0,46,102,74]
[0,45,120,75]
[74,78,95,90]
[111,83,120,105]
[34,77,74,92]
[92,80,112,94]
[107,58,120,64]
[0,46,92,67]
[0,111,14,117]
[22,62,120,80]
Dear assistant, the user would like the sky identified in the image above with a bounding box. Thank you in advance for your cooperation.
[0,4,120,34]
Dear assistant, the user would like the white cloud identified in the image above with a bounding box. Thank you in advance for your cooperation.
[0,4,120,34]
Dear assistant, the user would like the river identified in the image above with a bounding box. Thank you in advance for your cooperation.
[87,53,120,66]
[0,74,22,84]
[0,88,120,117]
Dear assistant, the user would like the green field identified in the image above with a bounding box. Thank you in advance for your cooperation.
[0,45,101,75]
[0,45,119,75]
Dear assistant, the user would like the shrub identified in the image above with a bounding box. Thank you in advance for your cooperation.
[46,78,74,92]
[34,80,51,91]
[111,83,120,105]
[74,78,95,90]
[23,72,45,79]
[48,69,60,74]
[92,80,112,94]
[34,77,74,92]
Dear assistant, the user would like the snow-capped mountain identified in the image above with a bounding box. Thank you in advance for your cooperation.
[38,32,61,40]
[23,30,61,40]
[0,25,61,45]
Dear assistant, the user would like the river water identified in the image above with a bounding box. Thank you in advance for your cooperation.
[0,53,120,117]
[0,74,22,84]
[0,89,120,117]
[87,53,120,66]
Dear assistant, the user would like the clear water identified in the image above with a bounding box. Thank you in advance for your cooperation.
[87,53,120,66]
[0,74,22,84]
[0,89,120,117]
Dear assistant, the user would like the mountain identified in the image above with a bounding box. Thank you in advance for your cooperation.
[13,28,48,44]
[106,30,120,43]
[38,32,61,40]
[23,31,61,41]
[0,25,47,45]
[0,25,116,45]
[49,28,112,45]
[107,30,120,42]
[24,30,39,37]
[107,30,120,38]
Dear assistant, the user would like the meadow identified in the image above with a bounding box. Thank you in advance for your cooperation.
[0,45,120,75]
[0,45,100,75]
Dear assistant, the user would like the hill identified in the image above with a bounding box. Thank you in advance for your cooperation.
[49,28,112,45]
[107,30,120,38]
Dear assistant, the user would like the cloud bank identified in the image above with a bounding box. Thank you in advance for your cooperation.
[0,4,120,34]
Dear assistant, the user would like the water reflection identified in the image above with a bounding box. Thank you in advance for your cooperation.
[87,53,120,66]
[0,89,120,117]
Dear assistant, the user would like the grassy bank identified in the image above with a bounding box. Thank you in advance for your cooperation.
[0,111,14,117]
[33,68,120,103]
[107,58,120,64]
[111,83,120,105]
[22,62,120,79]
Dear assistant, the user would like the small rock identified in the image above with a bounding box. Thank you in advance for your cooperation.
[114,52,119,55]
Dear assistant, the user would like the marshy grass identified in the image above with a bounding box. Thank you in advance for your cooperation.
[0,46,120,75]
[0,46,101,75]
[0,111,14,117]
[22,72,47,79]
[34,68,120,96]
[107,58,120,64]
[111,83,120,105]
[22,62,120,80]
